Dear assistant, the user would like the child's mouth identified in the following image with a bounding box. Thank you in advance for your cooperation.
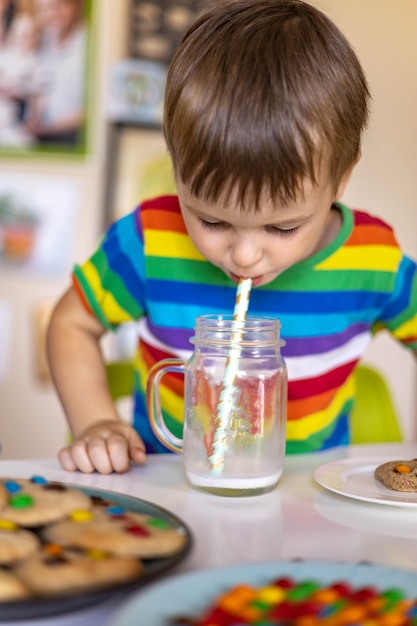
[230,273,263,287]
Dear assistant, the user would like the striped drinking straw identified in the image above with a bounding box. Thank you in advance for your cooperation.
[209,277,252,472]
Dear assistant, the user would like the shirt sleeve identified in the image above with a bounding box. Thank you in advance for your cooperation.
[72,208,147,331]
[373,254,417,350]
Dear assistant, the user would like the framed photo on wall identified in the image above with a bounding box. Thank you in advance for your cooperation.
[0,0,95,159]
[108,58,167,128]
[128,0,208,64]
[0,172,79,276]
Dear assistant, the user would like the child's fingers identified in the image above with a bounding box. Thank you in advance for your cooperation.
[105,434,133,473]
[58,447,77,472]
[88,437,120,474]
[129,446,147,464]
[58,424,147,474]
[126,429,147,465]
[58,443,95,474]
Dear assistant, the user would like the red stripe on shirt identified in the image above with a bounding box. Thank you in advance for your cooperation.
[288,361,356,400]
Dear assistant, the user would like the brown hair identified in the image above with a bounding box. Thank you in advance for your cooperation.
[164,0,370,210]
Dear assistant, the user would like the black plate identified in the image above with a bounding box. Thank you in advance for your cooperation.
[0,484,192,622]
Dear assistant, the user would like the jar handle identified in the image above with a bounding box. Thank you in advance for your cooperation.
[146,359,185,453]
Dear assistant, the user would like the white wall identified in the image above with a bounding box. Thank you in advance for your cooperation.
[0,0,416,460]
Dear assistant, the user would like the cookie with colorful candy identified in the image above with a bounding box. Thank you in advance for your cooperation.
[0,520,40,565]
[0,477,91,526]
[43,506,188,559]
[375,459,417,492]
[0,569,30,602]
[14,543,143,597]
[0,475,187,602]
[0,482,7,508]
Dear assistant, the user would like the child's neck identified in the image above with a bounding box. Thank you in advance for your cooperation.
[315,203,343,253]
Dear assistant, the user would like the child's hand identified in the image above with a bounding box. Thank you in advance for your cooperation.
[58,421,147,474]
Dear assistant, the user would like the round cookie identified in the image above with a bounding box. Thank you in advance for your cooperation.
[14,543,143,597]
[0,477,92,527]
[0,482,7,510]
[0,519,41,565]
[0,569,31,601]
[43,506,187,559]
[374,459,417,492]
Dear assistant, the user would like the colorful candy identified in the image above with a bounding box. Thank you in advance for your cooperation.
[169,577,417,625]
[70,509,93,523]
[0,519,18,531]
[9,493,34,509]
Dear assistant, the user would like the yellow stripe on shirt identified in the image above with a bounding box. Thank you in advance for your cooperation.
[82,261,133,323]
[392,314,417,341]
[136,357,184,426]
[146,230,205,261]
[286,375,355,441]
[316,246,401,271]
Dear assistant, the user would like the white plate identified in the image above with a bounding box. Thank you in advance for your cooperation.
[314,456,417,507]
[110,560,417,626]
[314,491,417,538]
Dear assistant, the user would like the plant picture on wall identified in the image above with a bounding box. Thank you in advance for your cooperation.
[0,0,94,158]
[0,172,78,276]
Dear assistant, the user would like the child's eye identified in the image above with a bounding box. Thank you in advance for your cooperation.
[268,226,299,237]
[199,218,226,231]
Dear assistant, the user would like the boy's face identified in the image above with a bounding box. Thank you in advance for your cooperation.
[177,169,351,287]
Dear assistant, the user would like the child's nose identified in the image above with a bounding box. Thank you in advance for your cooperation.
[230,235,263,269]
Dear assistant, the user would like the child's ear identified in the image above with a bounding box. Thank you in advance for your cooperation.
[335,153,361,200]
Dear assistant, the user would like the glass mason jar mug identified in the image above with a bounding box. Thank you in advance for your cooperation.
[147,314,287,496]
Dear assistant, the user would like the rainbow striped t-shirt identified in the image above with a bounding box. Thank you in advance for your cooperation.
[73,195,417,454]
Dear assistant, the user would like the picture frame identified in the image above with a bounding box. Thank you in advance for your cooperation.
[128,0,206,65]
[0,0,95,159]
[104,126,174,226]
[0,172,79,276]
[108,58,166,128]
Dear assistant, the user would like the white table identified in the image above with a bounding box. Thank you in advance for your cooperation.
[1,441,417,625]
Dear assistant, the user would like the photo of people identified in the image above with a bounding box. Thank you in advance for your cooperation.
[0,0,92,155]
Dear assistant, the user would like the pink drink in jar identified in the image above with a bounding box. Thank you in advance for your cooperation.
[148,315,287,496]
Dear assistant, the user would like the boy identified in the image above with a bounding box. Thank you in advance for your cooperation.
[47,0,417,474]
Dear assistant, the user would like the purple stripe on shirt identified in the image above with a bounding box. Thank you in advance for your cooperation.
[283,322,371,357]
[147,320,194,351]
[133,206,143,241]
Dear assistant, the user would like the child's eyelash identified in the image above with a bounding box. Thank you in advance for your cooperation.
[272,226,299,237]
[199,219,225,231]
[198,218,299,237]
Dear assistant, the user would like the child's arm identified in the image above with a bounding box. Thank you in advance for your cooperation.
[46,286,146,474]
